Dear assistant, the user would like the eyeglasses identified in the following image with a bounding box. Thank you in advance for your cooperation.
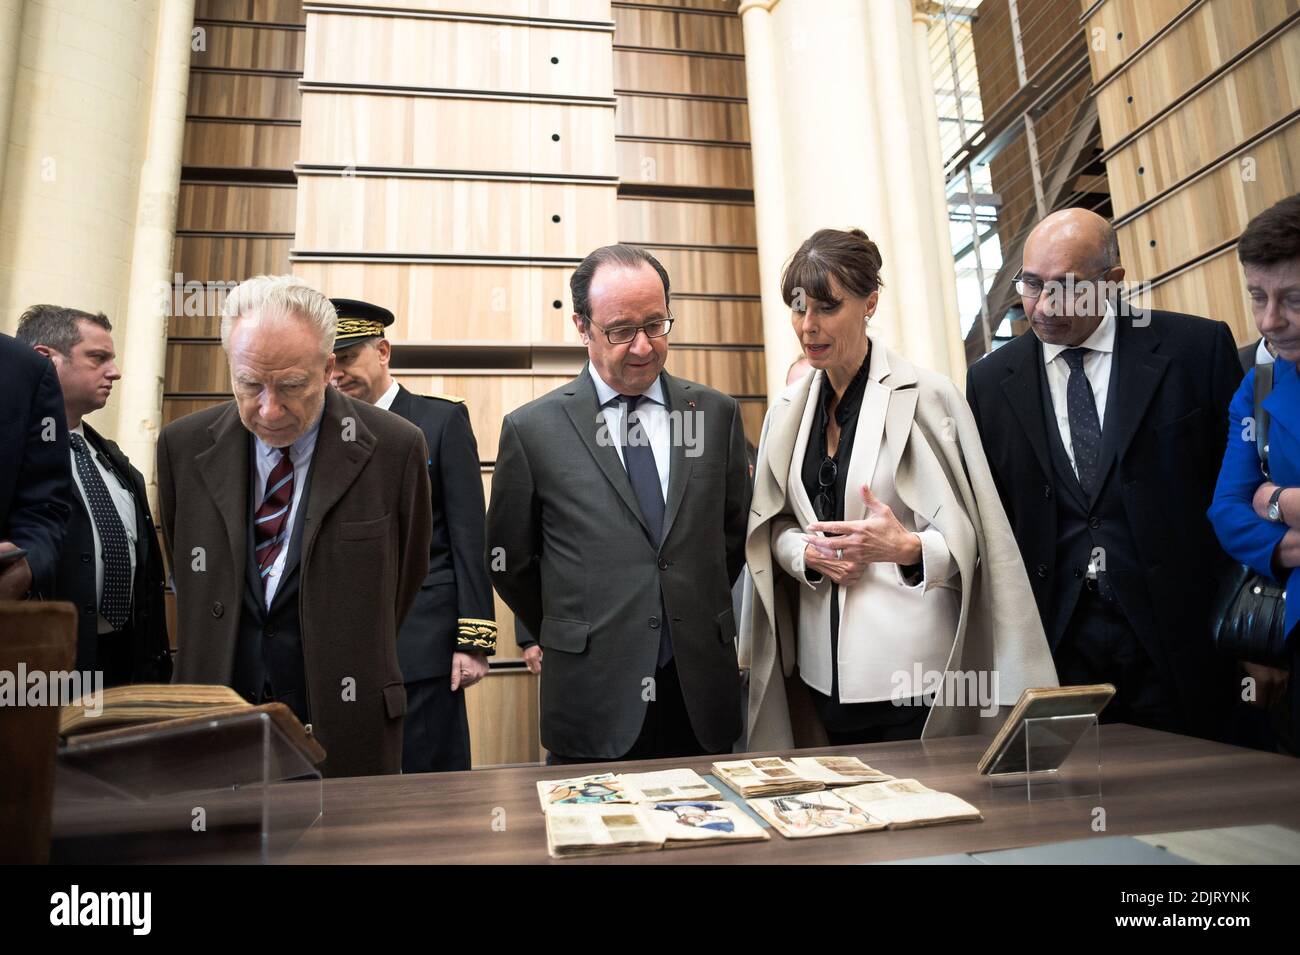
[1014,269,1111,300]
[586,317,674,345]
[814,456,837,522]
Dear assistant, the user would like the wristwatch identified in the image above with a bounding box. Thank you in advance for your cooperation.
[1267,486,1286,523]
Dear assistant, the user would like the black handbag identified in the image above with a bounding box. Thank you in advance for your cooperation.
[1211,363,1292,668]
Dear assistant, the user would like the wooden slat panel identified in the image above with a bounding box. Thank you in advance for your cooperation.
[393,374,571,457]
[181,119,300,170]
[1147,246,1254,343]
[188,70,302,121]
[177,183,297,233]
[173,235,293,278]
[162,396,229,427]
[1116,116,1300,278]
[639,246,758,296]
[1105,21,1300,216]
[1082,0,1191,85]
[614,49,746,97]
[166,341,231,393]
[664,347,764,394]
[618,196,755,246]
[303,13,614,99]
[196,0,305,23]
[612,5,743,54]
[298,92,616,176]
[191,23,305,71]
[666,297,761,345]
[314,0,611,19]
[738,397,764,448]
[615,93,749,141]
[1095,0,1297,149]
[617,0,738,11]
[617,139,751,188]
[465,669,541,767]
[292,261,580,344]
[294,176,618,258]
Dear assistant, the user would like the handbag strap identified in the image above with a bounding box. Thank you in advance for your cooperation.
[1255,361,1274,474]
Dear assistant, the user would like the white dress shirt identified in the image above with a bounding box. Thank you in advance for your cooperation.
[588,361,671,500]
[1257,338,1276,367]
[69,424,139,634]
[252,416,321,608]
[374,378,400,410]
[1041,302,1116,479]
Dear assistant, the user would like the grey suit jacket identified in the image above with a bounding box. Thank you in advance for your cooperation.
[486,366,750,758]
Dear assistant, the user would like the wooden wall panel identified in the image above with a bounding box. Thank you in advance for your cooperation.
[613,49,745,97]
[738,397,764,448]
[298,92,617,176]
[178,183,297,234]
[619,197,755,247]
[294,176,619,258]
[615,93,749,141]
[196,0,304,23]
[612,6,743,54]
[166,341,230,394]
[1095,0,1298,149]
[667,298,762,345]
[1147,246,1253,343]
[1105,22,1300,216]
[619,0,736,9]
[1116,115,1300,278]
[616,139,752,189]
[292,261,580,344]
[393,373,571,457]
[465,669,541,767]
[191,23,305,72]
[173,235,294,280]
[1082,0,1192,85]
[663,347,764,395]
[163,396,229,427]
[641,247,759,296]
[188,70,302,121]
[181,119,300,170]
[303,13,614,99]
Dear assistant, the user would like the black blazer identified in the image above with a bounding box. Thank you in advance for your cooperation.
[387,385,496,682]
[0,333,73,597]
[966,310,1242,736]
[54,422,171,682]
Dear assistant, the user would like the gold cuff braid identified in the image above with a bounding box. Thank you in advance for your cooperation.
[457,618,497,652]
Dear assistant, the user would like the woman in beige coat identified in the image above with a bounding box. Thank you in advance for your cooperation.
[740,228,1057,749]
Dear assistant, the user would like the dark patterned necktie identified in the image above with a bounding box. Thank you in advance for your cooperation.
[616,394,672,667]
[1062,347,1102,494]
[69,432,132,630]
[254,447,294,580]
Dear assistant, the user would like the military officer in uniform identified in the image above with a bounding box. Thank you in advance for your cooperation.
[329,298,497,772]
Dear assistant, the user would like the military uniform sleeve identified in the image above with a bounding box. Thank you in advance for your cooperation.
[440,402,497,654]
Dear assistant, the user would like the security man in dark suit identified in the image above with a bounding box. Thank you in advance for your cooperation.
[329,298,496,772]
[16,306,170,683]
[966,209,1241,741]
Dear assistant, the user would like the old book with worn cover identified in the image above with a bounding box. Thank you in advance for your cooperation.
[59,684,252,737]
[545,804,665,858]
[837,778,982,828]
[976,684,1115,775]
[644,800,771,848]
[713,755,891,796]
[536,768,720,812]
[746,790,886,838]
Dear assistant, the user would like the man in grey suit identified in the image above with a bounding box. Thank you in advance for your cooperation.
[486,245,750,763]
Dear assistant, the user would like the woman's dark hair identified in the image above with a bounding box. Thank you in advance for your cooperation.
[570,244,671,329]
[1238,194,1300,268]
[780,228,884,310]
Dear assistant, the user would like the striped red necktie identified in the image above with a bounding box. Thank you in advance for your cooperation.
[254,446,294,578]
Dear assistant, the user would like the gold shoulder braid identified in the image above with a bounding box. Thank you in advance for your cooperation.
[457,618,497,652]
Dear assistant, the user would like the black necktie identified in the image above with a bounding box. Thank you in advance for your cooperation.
[1062,347,1102,495]
[70,432,132,630]
[615,393,671,667]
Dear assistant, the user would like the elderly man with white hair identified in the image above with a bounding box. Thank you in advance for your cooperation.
[157,275,432,777]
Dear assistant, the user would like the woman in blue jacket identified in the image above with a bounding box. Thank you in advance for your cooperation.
[1208,193,1300,751]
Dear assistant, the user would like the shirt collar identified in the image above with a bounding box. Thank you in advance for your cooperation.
[254,409,323,465]
[588,360,665,407]
[1041,301,1116,366]
[1257,338,1276,366]
[374,379,401,410]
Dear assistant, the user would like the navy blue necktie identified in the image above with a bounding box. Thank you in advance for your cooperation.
[70,432,132,630]
[1062,347,1102,495]
[616,393,671,667]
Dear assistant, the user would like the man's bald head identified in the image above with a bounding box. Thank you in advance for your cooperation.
[1020,207,1125,347]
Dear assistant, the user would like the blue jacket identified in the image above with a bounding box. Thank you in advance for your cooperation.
[1208,358,1300,638]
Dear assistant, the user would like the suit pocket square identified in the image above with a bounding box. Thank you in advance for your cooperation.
[539,616,590,654]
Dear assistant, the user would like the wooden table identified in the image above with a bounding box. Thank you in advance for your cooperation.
[279,724,1300,864]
